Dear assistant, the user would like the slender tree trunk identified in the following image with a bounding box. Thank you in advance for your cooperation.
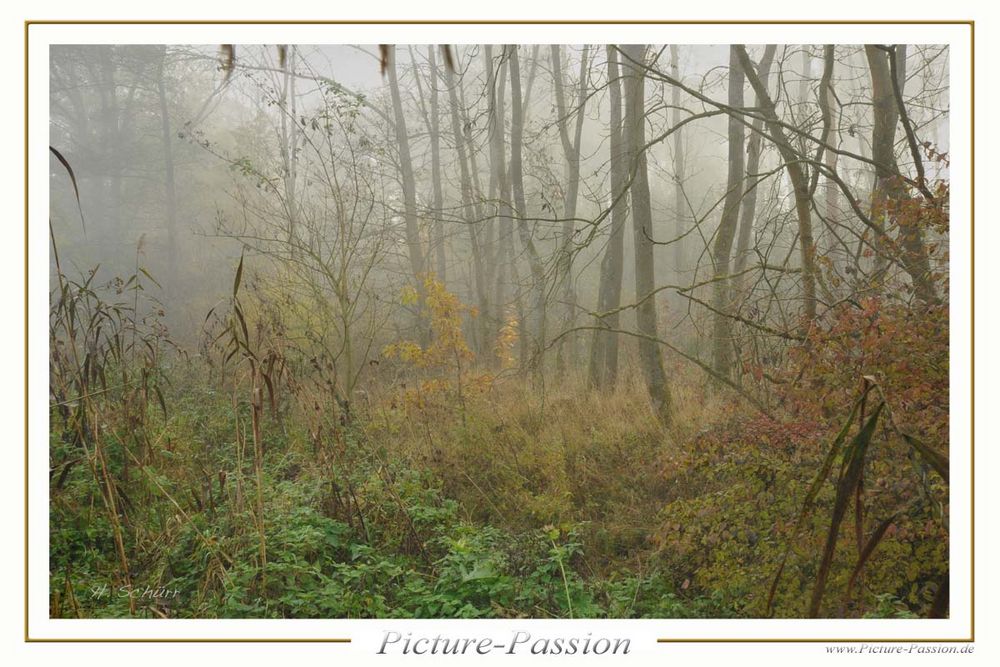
[865,44,936,304]
[866,44,898,288]
[822,51,842,268]
[588,45,627,389]
[485,45,513,328]
[457,74,495,334]
[445,53,490,354]
[520,45,541,118]
[670,45,686,282]
[155,47,178,290]
[427,46,447,282]
[711,46,746,379]
[813,45,839,284]
[386,45,428,340]
[734,45,776,278]
[796,46,813,156]
[736,45,818,323]
[622,44,672,422]
[509,45,546,373]
[97,48,123,245]
[551,44,589,375]
[279,45,299,249]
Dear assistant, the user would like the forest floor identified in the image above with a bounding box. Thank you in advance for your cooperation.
[49,349,948,619]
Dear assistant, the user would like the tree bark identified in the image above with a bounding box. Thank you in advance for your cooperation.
[550,44,589,375]
[426,46,447,282]
[385,45,428,340]
[508,45,547,372]
[820,47,842,267]
[734,45,776,278]
[278,45,299,250]
[670,45,686,281]
[865,44,936,304]
[710,46,746,379]
[588,45,628,389]
[735,45,818,323]
[485,45,514,328]
[155,47,179,290]
[622,44,672,422]
[444,52,490,353]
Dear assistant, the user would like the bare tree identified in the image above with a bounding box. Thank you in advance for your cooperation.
[733,45,776,279]
[710,46,746,378]
[550,44,590,374]
[588,45,628,389]
[277,45,301,250]
[670,45,687,282]
[484,45,513,321]
[444,48,490,353]
[622,44,672,421]
[155,46,179,287]
[385,45,429,340]
[865,44,936,304]
[416,45,447,283]
[736,45,818,323]
[509,44,547,372]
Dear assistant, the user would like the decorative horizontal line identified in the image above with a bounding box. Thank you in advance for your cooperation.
[27,638,352,643]
[657,638,974,643]
[24,19,975,25]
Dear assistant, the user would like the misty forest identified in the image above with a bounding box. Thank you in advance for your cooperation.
[48,43,950,619]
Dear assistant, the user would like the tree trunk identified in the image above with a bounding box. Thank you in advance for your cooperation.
[735,45,818,323]
[457,73,495,337]
[155,47,178,290]
[622,44,672,422]
[386,45,428,340]
[796,46,813,156]
[278,45,299,250]
[670,45,686,282]
[813,45,839,284]
[490,47,526,370]
[711,46,746,379]
[508,45,547,373]
[865,44,936,304]
[445,52,490,354]
[588,45,628,389]
[821,49,842,268]
[550,44,589,375]
[427,46,447,283]
[734,45,776,279]
[485,45,513,329]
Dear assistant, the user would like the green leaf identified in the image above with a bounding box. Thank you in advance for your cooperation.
[139,267,162,289]
[901,433,949,484]
[50,145,86,232]
[233,252,244,298]
[808,402,884,617]
[766,385,871,616]
[841,514,897,614]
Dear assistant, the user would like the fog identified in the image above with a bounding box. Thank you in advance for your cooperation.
[49,44,949,372]
[48,43,952,620]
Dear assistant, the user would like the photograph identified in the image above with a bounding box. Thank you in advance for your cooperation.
[43,36,955,624]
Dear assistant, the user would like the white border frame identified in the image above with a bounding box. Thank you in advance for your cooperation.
[26,20,973,648]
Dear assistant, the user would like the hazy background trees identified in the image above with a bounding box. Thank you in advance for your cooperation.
[49,42,950,416]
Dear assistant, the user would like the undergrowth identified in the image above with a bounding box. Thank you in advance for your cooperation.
[49,273,948,620]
